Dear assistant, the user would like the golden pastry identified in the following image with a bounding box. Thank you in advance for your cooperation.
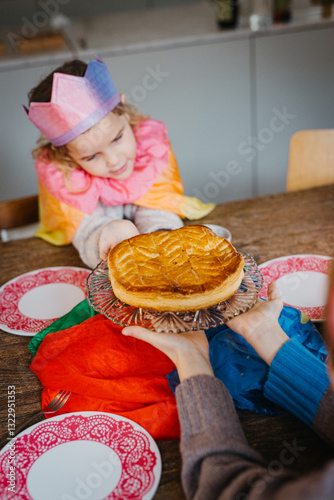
[108,225,244,312]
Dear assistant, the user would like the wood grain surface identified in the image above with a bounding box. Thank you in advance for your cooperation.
[1,185,334,499]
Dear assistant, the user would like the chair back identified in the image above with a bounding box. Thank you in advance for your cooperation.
[0,195,38,230]
[287,129,334,191]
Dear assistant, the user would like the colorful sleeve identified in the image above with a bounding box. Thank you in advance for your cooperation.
[134,206,184,234]
[134,146,215,220]
[35,180,85,246]
[72,204,125,269]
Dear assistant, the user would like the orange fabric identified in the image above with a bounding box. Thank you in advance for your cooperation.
[134,148,185,216]
[135,148,215,220]
[37,180,85,245]
[30,314,180,440]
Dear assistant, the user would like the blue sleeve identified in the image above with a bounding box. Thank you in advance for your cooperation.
[264,338,331,427]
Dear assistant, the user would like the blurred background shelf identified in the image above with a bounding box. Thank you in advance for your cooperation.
[0,0,333,66]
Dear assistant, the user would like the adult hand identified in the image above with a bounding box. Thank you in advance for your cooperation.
[122,327,214,382]
[227,281,288,365]
[98,219,139,260]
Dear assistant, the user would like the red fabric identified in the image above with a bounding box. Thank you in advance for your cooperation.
[30,314,180,440]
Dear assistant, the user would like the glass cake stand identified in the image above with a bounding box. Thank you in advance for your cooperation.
[86,252,263,333]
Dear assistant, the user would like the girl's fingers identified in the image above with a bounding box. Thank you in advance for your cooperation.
[99,245,109,260]
[99,220,140,259]
[267,281,281,301]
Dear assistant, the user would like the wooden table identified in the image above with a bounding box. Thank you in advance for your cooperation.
[1,185,334,499]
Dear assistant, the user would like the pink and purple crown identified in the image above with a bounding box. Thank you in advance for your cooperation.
[23,59,121,146]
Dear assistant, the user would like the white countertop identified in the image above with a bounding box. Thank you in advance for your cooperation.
[1,1,333,71]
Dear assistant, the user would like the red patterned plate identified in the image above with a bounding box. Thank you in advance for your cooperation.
[0,411,161,500]
[258,255,333,321]
[0,267,90,336]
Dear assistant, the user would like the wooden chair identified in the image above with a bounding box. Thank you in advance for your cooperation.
[0,195,39,242]
[286,129,334,191]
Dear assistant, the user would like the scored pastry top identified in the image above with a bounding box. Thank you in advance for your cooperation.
[108,225,245,312]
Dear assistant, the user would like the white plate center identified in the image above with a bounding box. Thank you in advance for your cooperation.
[276,271,329,307]
[27,440,122,500]
[18,283,85,319]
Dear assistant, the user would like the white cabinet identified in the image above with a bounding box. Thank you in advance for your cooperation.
[99,38,252,206]
[254,26,334,196]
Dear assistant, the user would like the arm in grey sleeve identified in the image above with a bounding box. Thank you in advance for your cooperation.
[176,375,334,500]
[313,386,334,448]
[72,203,124,269]
[133,206,184,233]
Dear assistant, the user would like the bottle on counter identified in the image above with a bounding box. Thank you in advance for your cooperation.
[215,0,239,29]
[249,0,272,30]
[273,0,292,23]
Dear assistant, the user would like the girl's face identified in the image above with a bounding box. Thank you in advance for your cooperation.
[66,112,137,180]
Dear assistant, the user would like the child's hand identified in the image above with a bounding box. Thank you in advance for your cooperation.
[122,326,214,382]
[227,281,289,365]
[99,220,139,261]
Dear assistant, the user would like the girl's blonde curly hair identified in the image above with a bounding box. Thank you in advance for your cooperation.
[29,59,147,176]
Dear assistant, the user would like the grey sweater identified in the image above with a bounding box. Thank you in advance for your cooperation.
[176,375,334,500]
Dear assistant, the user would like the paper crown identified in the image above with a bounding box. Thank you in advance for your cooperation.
[23,60,121,146]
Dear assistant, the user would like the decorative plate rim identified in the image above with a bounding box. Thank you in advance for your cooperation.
[0,410,161,500]
[258,254,333,322]
[258,254,333,267]
[0,267,90,336]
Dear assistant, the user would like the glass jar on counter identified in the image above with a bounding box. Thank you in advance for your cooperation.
[249,0,273,30]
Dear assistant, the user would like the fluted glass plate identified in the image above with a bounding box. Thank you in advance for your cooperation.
[86,252,263,333]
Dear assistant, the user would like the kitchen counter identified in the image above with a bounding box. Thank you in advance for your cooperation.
[0,1,333,71]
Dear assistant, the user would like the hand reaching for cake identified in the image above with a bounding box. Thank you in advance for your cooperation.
[99,219,139,261]
[227,281,288,365]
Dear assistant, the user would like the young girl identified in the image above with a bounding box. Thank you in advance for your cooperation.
[24,59,214,268]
